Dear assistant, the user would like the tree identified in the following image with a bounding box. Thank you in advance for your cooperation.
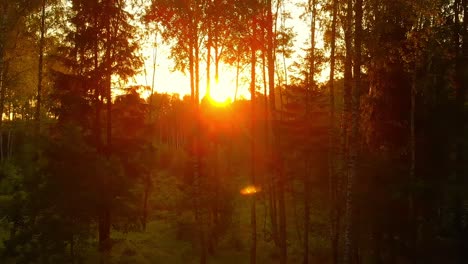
[343,0,362,262]
[249,4,257,264]
[327,0,339,262]
[35,0,46,132]
[64,0,141,251]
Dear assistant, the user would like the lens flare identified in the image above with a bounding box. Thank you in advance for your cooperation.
[240,185,261,195]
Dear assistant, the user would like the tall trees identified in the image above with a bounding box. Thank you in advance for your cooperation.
[146,1,206,262]
[65,0,141,251]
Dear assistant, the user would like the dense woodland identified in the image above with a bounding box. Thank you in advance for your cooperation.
[0,0,467,263]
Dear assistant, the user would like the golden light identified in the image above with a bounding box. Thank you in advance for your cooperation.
[240,185,261,195]
[208,79,232,106]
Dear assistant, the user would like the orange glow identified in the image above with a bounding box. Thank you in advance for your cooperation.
[208,79,232,106]
[240,185,261,195]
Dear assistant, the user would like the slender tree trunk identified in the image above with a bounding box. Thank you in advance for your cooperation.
[250,14,257,264]
[341,0,353,175]
[269,176,279,246]
[262,49,267,100]
[267,0,276,112]
[190,12,206,263]
[304,2,316,263]
[409,64,418,262]
[0,60,8,163]
[303,160,311,264]
[329,0,338,262]
[234,54,240,101]
[99,12,113,251]
[195,36,200,104]
[36,0,46,133]
[268,0,286,262]
[215,39,219,84]
[143,33,158,231]
[455,1,467,262]
[206,25,211,97]
[0,62,5,163]
[344,0,362,262]
[278,163,287,264]
[0,2,5,135]
[92,10,107,251]
[341,0,353,262]
[70,233,75,264]
[189,28,195,102]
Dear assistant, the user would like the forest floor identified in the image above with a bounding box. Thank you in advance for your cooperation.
[84,218,282,264]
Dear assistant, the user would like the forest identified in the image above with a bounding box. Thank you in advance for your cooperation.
[0,0,467,263]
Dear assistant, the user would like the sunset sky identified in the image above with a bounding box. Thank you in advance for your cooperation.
[129,0,322,101]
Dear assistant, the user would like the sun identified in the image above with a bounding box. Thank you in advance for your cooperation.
[207,79,233,106]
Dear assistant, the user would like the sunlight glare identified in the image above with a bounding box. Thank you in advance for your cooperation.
[240,185,261,195]
[209,79,232,106]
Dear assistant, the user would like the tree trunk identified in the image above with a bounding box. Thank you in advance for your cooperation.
[189,11,206,263]
[304,1,316,263]
[234,55,240,101]
[99,10,113,250]
[328,0,338,262]
[328,0,338,260]
[143,33,158,231]
[98,208,111,251]
[278,165,287,264]
[206,25,211,97]
[303,160,311,264]
[344,0,362,262]
[0,59,8,159]
[189,26,195,103]
[0,2,7,149]
[250,13,257,264]
[267,0,276,112]
[142,174,151,230]
[36,0,46,133]
[455,1,467,262]
[267,0,287,262]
